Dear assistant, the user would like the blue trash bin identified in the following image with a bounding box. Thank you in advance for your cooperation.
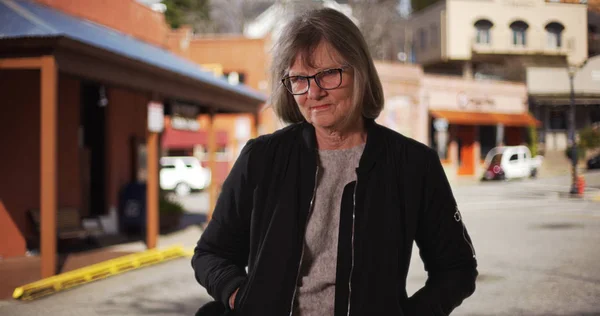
[118,182,147,234]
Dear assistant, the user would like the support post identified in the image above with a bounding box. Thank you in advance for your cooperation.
[146,131,159,249]
[207,112,217,222]
[496,123,505,147]
[568,68,578,195]
[40,56,58,278]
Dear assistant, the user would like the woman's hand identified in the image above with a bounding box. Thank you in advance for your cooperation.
[229,288,240,310]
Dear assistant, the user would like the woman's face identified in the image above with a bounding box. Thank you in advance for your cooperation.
[287,41,354,130]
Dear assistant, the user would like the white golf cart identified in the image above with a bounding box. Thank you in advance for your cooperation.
[481,145,543,181]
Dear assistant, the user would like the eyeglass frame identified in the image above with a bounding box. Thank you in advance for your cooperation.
[281,65,351,95]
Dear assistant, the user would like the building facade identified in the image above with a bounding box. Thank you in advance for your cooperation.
[374,61,537,179]
[401,0,588,81]
[0,0,264,279]
[527,55,600,152]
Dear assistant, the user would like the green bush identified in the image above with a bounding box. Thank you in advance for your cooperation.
[578,126,600,151]
[563,127,600,161]
[528,125,538,157]
[159,192,185,215]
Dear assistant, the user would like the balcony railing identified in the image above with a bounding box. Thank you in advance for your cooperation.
[471,31,574,56]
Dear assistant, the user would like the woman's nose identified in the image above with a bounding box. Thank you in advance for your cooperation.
[307,79,326,100]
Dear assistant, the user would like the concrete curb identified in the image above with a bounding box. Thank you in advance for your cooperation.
[12,245,193,301]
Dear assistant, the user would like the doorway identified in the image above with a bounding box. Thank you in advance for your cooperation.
[81,83,106,217]
[457,126,475,175]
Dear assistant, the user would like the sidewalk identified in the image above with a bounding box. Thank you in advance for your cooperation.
[0,219,204,301]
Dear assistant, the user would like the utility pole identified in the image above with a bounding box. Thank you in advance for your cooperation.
[568,66,578,195]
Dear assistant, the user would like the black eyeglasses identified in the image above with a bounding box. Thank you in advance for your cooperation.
[281,66,350,95]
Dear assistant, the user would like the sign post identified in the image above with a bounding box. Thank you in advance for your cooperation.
[146,101,163,249]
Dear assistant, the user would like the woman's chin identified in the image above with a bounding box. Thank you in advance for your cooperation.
[310,117,337,129]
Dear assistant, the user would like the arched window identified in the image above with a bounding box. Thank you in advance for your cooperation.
[510,21,529,46]
[545,22,565,48]
[474,19,493,44]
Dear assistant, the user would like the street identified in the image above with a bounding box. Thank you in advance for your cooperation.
[1,172,599,316]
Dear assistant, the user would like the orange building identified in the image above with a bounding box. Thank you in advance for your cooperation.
[0,0,264,280]
[184,34,282,135]
[162,32,282,187]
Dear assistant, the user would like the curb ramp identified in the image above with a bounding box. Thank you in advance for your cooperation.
[13,245,194,301]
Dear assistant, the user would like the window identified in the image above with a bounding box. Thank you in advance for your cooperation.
[474,19,493,44]
[509,154,519,162]
[409,42,416,63]
[545,22,565,48]
[223,72,246,85]
[418,28,427,50]
[549,110,567,130]
[510,21,529,46]
[430,24,438,47]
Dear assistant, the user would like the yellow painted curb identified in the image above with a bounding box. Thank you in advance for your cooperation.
[13,245,194,301]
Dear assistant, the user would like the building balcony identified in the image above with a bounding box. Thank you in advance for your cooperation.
[471,33,574,57]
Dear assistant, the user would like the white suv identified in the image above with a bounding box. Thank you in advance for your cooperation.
[160,156,211,196]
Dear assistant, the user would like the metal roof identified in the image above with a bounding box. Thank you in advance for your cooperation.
[0,0,266,102]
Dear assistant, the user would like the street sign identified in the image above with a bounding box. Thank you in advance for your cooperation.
[148,101,164,133]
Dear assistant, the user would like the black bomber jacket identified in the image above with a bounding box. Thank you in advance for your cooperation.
[192,120,478,316]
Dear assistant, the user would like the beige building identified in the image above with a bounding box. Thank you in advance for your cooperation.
[401,0,588,81]
[374,61,537,179]
[527,55,600,151]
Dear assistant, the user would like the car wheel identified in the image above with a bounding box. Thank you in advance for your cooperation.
[530,168,538,178]
[175,183,191,196]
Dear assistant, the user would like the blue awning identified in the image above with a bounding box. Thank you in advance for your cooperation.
[0,0,266,108]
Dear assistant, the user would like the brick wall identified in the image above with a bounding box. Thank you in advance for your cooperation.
[34,0,170,47]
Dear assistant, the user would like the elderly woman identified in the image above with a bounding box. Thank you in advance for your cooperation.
[192,8,477,316]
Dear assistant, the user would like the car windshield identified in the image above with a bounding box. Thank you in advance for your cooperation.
[491,154,503,165]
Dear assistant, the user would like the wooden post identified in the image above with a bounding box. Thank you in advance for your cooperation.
[40,56,58,278]
[207,112,217,222]
[146,131,159,249]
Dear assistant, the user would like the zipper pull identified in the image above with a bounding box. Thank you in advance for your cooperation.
[455,206,476,259]
[454,208,461,222]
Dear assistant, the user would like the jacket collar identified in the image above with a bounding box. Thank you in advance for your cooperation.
[300,119,384,173]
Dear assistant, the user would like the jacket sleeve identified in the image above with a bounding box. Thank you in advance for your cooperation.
[191,139,259,308]
[406,150,478,315]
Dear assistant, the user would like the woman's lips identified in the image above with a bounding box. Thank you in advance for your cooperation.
[310,104,331,111]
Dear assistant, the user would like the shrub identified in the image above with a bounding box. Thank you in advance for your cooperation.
[159,191,185,215]
[528,125,538,157]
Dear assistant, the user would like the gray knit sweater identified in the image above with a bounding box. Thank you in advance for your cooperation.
[292,144,365,316]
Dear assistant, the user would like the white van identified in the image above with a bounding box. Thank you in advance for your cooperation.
[481,146,544,181]
[160,156,211,196]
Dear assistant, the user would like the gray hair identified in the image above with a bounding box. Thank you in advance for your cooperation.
[269,8,384,124]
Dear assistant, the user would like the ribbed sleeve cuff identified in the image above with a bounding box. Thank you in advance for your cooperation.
[219,275,246,310]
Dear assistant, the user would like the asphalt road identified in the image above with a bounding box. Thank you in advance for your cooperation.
[1,172,599,316]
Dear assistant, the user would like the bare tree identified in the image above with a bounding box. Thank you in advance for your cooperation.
[348,0,404,61]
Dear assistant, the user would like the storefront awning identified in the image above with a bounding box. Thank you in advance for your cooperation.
[162,128,228,149]
[430,110,541,127]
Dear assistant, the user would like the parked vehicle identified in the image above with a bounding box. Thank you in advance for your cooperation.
[481,146,543,181]
[588,153,600,170]
[160,156,211,196]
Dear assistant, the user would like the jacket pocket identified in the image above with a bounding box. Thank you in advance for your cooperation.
[233,276,251,311]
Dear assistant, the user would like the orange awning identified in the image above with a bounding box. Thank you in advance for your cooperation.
[161,127,229,149]
[430,110,541,127]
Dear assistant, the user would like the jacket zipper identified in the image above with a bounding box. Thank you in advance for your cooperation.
[454,207,476,259]
[346,171,358,316]
[288,165,320,316]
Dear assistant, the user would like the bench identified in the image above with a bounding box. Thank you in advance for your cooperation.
[28,208,102,241]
